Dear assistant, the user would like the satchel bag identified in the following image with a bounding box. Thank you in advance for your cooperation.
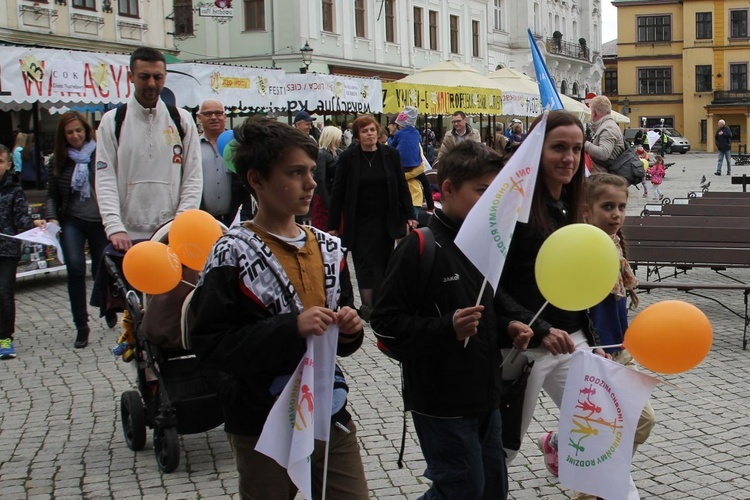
[606,140,645,186]
[500,358,535,451]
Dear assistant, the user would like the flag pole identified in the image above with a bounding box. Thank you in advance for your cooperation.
[464,278,488,347]
[509,300,549,362]
[321,432,331,500]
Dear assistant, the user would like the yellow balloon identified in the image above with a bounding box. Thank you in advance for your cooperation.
[535,224,620,311]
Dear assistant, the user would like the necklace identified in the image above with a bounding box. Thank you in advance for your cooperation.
[362,150,377,168]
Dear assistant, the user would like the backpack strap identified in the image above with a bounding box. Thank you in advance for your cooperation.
[113,103,186,144]
[114,104,127,144]
[166,103,186,143]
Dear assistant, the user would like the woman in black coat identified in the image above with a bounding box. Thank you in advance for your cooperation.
[46,111,110,349]
[327,115,415,320]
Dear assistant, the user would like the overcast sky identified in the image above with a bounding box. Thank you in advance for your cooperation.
[602,0,617,43]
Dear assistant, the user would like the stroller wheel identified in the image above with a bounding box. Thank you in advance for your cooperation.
[154,426,180,473]
[120,391,147,451]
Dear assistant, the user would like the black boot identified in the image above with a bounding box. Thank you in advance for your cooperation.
[74,326,90,349]
[105,311,118,329]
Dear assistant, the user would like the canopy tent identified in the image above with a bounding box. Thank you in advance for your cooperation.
[382,60,503,115]
[487,68,629,124]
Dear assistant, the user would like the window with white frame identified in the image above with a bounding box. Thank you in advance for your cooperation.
[429,10,438,50]
[414,7,423,48]
[322,0,334,32]
[385,0,395,42]
[494,0,503,31]
[355,0,366,38]
[450,15,459,54]
[472,20,480,57]
[118,0,138,17]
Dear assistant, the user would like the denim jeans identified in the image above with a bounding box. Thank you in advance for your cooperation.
[59,217,109,328]
[413,409,508,500]
[0,257,19,339]
[716,149,732,174]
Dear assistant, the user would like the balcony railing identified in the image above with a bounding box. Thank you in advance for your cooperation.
[546,38,590,61]
[713,90,750,103]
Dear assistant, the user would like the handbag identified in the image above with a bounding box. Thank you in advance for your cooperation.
[606,140,645,186]
[500,358,535,451]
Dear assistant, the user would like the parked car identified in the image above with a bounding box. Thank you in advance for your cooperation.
[624,127,691,154]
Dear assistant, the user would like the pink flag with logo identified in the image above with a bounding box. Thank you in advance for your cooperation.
[255,323,339,499]
[559,351,658,500]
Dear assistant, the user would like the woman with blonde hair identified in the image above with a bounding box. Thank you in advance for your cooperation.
[11,133,26,173]
[311,125,343,230]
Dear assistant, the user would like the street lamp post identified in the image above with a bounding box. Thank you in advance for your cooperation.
[300,41,313,74]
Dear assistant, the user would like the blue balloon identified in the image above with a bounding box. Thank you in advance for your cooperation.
[217,130,234,156]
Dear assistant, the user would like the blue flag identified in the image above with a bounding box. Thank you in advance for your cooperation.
[528,29,564,110]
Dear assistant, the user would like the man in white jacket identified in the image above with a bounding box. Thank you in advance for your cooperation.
[95,47,202,251]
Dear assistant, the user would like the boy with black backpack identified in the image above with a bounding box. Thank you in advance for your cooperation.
[371,141,532,500]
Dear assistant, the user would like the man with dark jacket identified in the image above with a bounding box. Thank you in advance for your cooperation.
[715,119,732,176]
[372,141,532,500]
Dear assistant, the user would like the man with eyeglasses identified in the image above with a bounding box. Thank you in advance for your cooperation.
[435,110,481,167]
[197,100,239,226]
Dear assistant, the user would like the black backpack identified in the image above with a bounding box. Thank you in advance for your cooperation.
[113,103,186,144]
[374,226,436,469]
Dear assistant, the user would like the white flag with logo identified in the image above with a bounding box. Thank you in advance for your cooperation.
[255,323,339,499]
[559,351,658,500]
[454,112,546,291]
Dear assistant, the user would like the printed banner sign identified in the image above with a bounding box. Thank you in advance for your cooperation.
[500,91,543,117]
[382,82,503,115]
[0,47,131,105]
[166,64,382,113]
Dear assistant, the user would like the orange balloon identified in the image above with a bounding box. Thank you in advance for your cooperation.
[169,209,223,270]
[624,300,713,374]
[123,241,182,295]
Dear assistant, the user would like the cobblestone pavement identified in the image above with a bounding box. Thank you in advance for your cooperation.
[2,153,750,499]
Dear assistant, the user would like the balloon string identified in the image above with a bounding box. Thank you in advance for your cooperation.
[654,377,719,408]
[509,301,549,363]
[579,344,623,350]
[464,278,488,348]
[180,280,197,288]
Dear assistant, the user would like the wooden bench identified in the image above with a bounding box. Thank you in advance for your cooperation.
[731,174,750,191]
[636,281,750,349]
[702,191,750,199]
[643,203,749,217]
[685,197,750,206]
[622,219,750,349]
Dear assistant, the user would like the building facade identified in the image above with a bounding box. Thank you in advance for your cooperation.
[0,0,175,53]
[176,0,604,98]
[613,0,750,152]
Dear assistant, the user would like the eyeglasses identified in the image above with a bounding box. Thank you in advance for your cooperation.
[451,120,464,125]
[201,111,225,117]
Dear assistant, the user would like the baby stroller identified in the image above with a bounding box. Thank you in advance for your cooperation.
[103,221,224,473]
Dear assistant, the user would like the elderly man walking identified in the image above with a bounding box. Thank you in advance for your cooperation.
[715,119,733,176]
[584,95,625,172]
